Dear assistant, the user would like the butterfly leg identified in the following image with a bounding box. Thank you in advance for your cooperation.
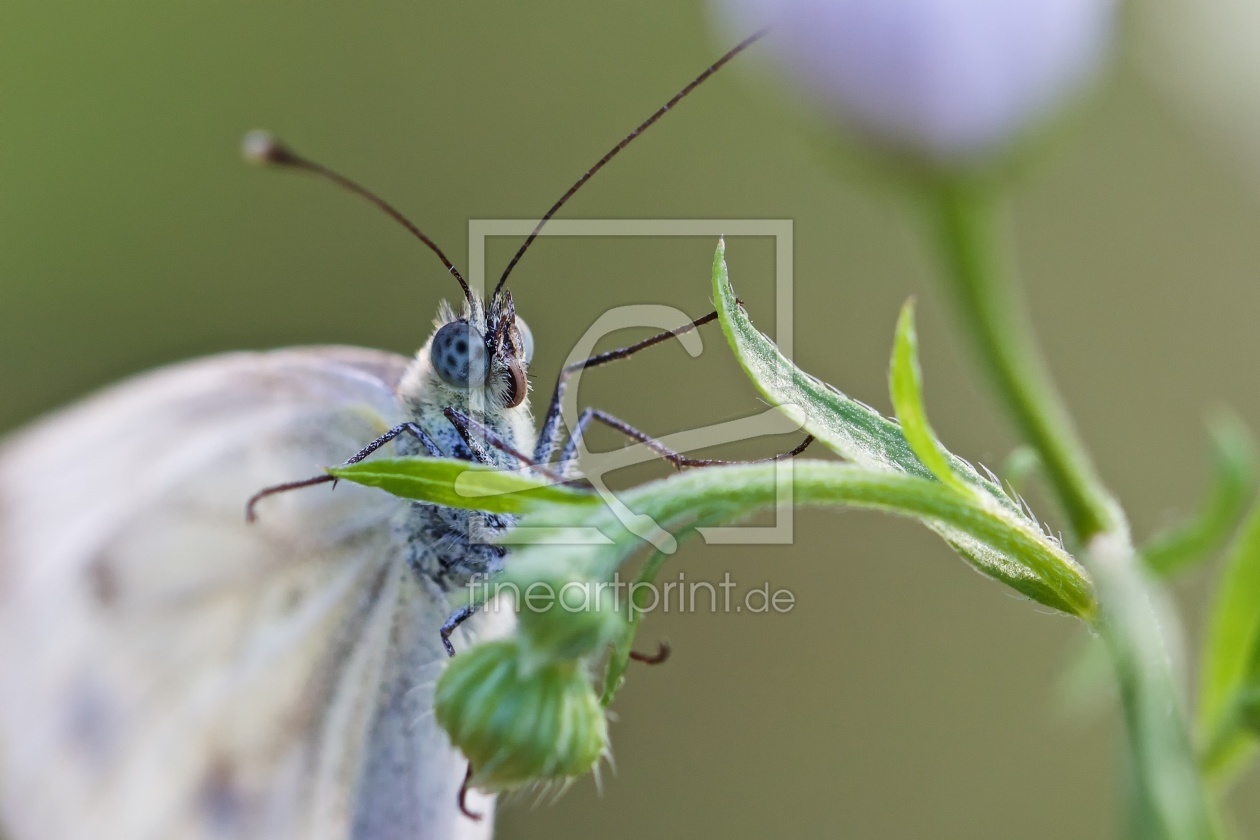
[245,422,444,521]
[457,763,482,821]
[440,408,514,467]
[442,407,569,484]
[629,641,671,665]
[346,421,444,462]
[559,407,814,470]
[439,603,477,658]
[533,310,722,465]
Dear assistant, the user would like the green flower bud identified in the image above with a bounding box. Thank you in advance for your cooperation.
[515,577,628,664]
[435,639,608,791]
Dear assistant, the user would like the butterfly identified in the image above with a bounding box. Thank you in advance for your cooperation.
[0,33,767,840]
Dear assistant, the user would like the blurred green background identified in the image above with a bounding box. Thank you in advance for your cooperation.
[4,2,1260,838]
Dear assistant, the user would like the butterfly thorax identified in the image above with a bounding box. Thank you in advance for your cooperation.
[394,300,537,589]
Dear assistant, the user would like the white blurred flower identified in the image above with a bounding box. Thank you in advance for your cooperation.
[715,0,1119,164]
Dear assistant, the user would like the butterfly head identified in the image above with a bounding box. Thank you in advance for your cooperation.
[427,291,533,410]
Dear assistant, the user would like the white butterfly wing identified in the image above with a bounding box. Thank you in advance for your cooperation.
[0,347,494,840]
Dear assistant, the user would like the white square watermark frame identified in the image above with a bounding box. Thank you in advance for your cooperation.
[468,218,797,547]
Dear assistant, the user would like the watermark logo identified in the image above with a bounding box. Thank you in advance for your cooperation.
[465,219,796,551]
[467,571,796,619]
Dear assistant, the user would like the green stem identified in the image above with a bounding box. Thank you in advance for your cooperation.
[601,546,673,707]
[920,176,1218,837]
[923,178,1120,541]
[623,462,1095,619]
[1090,535,1220,840]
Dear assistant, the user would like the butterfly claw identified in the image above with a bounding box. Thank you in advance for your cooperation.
[440,604,477,657]
[458,763,482,821]
[628,641,671,665]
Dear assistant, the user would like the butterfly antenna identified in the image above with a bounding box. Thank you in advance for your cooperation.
[242,131,474,305]
[492,30,766,299]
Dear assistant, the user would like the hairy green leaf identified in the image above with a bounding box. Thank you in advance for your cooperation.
[711,239,1092,618]
[890,299,971,495]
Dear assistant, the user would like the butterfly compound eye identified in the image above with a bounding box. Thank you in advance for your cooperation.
[431,321,488,388]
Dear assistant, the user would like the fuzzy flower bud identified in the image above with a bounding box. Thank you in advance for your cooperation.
[715,0,1119,164]
[435,639,608,791]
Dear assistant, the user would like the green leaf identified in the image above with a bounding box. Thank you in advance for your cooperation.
[711,239,1093,618]
[1144,413,1257,577]
[712,239,1022,510]
[1198,497,1260,779]
[329,457,599,515]
[889,299,971,495]
[715,242,930,480]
